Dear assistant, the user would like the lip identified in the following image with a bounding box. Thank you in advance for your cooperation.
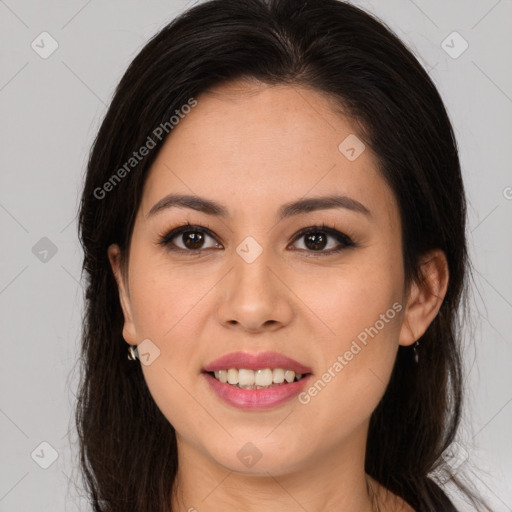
[203,372,312,410]
[202,351,313,410]
[203,351,312,374]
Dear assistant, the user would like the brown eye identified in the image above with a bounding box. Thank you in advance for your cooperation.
[303,232,328,251]
[179,230,207,250]
[159,225,222,252]
[290,226,355,254]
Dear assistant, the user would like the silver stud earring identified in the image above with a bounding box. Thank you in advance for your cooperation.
[127,345,138,361]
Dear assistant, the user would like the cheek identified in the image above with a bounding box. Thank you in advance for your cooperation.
[291,253,404,418]
[295,253,404,351]
[126,250,223,432]
[128,247,217,342]
[295,289,403,446]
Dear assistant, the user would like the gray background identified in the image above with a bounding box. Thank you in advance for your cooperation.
[0,0,511,510]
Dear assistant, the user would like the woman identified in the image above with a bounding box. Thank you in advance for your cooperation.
[76,0,490,510]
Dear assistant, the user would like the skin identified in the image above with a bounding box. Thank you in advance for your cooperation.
[108,80,448,512]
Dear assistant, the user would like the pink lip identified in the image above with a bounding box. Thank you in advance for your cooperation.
[203,372,312,410]
[203,351,312,374]
[202,351,313,410]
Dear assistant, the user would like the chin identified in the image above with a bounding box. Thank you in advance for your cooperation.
[198,433,307,476]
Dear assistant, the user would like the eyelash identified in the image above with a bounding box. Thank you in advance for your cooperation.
[157,222,357,256]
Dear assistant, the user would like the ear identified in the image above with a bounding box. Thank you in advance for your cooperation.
[108,244,137,345]
[399,249,449,347]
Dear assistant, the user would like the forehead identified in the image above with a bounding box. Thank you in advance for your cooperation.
[139,80,399,227]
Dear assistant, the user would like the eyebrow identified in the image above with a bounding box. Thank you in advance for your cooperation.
[147,193,371,220]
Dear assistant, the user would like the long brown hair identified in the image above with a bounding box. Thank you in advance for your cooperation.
[76,0,488,510]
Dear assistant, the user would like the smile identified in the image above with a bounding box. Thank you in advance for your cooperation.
[210,368,305,389]
[203,351,313,409]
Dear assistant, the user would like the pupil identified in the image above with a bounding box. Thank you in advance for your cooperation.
[183,231,204,249]
[305,232,327,250]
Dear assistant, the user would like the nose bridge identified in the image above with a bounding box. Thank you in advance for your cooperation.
[215,235,294,331]
[234,245,274,301]
[232,238,279,309]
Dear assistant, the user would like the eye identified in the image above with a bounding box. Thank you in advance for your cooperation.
[289,224,355,254]
[158,222,356,255]
[158,223,222,252]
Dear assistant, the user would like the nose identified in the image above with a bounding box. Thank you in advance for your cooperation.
[215,246,295,333]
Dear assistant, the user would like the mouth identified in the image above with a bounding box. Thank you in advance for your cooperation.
[202,351,313,409]
[206,368,309,389]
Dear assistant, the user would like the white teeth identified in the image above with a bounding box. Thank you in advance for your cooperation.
[238,369,255,386]
[227,368,238,385]
[284,370,295,383]
[272,368,285,383]
[255,369,273,386]
[211,368,305,387]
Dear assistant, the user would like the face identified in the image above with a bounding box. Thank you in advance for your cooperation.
[109,80,438,477]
